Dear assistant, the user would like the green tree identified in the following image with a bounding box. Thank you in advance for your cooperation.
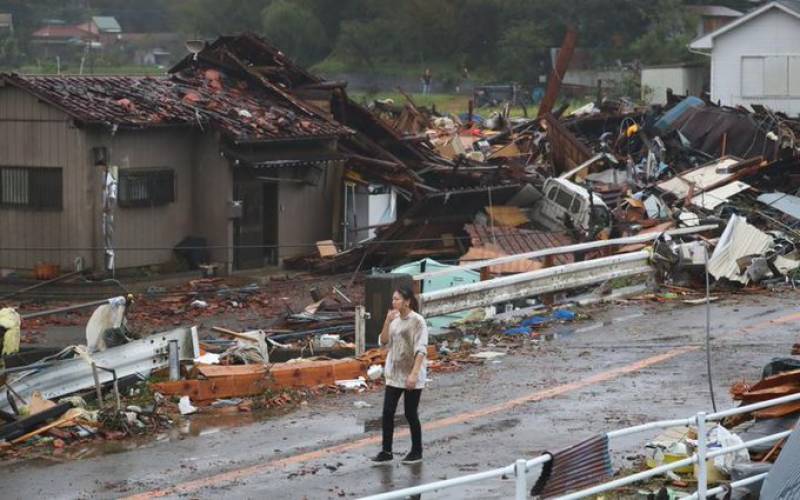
[261,0,328,65]
[173,0,266,36]
[630,0,701,65]
[495,21,549,82]
[335,18,397,69]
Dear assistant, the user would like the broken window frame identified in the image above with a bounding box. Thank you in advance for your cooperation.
[0,166,63,211]
[118,168,175,208]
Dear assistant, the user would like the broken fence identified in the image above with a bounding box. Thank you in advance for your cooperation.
[360,392,800,500]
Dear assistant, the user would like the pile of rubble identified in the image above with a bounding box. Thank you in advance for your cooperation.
[289,88,800,299]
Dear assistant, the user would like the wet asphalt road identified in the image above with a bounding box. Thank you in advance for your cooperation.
[2,291,800,499]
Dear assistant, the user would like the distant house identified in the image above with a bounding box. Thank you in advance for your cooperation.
[0,13,13,33]
[30,22,99,60]
[78,16,122,45]
[0,38,351,272]
[687,5,743,36]
[689,1,800,116]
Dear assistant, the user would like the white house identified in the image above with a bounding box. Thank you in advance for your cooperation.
[689,1,800,116]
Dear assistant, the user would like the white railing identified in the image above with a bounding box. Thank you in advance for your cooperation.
[360,392,800,500]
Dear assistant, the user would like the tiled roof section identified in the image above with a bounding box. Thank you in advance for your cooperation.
[465,224,575,266]
[0,70,349,142]
[32,25,97,39]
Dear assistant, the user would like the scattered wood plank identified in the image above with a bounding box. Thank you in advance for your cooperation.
[153,374,271,402]
[739,384,800,403]
[196,364,268,378]
[754,401,800,419]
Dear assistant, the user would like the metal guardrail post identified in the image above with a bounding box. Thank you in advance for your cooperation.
[696,411,708,499]
[355,306,367,356]
[514,458,527,500]
[168,340,180,381]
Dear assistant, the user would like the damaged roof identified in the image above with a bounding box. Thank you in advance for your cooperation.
[0,68,350,143]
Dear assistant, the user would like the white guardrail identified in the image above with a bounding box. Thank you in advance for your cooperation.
[418,250,653,317]
[360,392,800,500]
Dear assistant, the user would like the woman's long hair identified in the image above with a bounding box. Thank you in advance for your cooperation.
[396,286,419,312]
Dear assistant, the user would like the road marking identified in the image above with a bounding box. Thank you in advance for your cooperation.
[123,309,800,499]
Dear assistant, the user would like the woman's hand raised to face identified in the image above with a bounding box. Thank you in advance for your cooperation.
[386,310,400,323]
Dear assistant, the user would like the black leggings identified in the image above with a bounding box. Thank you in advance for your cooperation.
[382,385,422,454]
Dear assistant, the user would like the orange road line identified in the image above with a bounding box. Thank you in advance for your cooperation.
[124,310,800,499]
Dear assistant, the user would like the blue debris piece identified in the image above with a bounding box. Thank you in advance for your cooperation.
[520,310,576,328]
[552,310,577,321]
[521,316,549,327]
[504,326,532,336]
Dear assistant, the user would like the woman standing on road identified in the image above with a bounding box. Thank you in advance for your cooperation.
[372,286,428,465]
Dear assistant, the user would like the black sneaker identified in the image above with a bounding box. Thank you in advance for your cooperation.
[371,451,393,464]
[401,451,423,464]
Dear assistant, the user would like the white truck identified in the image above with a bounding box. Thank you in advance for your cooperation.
[534,177,612,235]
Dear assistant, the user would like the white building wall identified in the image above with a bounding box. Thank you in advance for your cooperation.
[711,8,800,115]
[641,66,707,104]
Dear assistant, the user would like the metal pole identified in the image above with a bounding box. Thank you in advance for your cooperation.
[355,306,366,356]
[91,362,103,407]
[696,412,708,499]
[111,369,121,411]
[20,296,125,320]
[514,458,527,500]
[168,340,180,381]
[704,246,717,412]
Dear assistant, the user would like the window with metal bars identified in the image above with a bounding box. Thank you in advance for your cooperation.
[0,166,63,210]
[118,169,175,208]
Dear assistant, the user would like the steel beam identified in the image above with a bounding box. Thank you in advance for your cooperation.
[419,251,652,316]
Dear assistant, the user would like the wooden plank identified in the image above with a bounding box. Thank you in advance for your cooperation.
[740,384,800,403]
[197,364,268,378]
[152,374,270,402]
[754,401,800,419]
[748,370,800,392]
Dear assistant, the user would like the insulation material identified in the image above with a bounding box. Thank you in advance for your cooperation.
[707,215,773,284]
[0,307,21,358]
[484,206,530,227]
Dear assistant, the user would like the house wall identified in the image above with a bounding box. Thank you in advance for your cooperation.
[0,87,94,271]
[191,131,234,271]
[277,160,344,262]
[711,7,800,115]
[86,127,195,269]
[641,66,707,104]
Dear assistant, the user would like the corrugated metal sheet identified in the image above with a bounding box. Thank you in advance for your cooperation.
[690,180,751,210]
[758,192,800,220]
[708,215,773,284]
[759,420,800,499]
